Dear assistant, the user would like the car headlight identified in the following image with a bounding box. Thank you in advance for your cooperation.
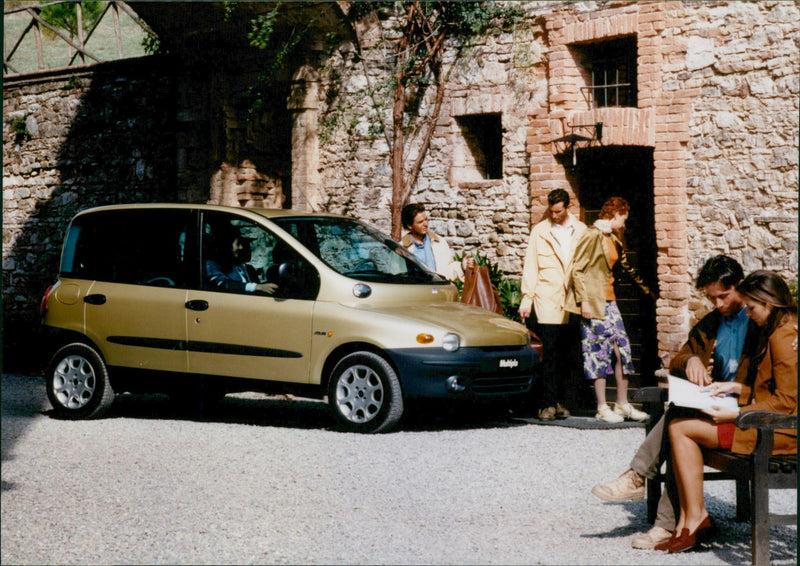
[442,333,460,352]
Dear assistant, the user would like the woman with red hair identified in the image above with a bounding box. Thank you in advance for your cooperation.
[570,197,656,423]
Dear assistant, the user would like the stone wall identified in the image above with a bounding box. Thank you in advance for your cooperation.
[311,4,548,274]
[3,1,798,369]
[2,57,181,367]
[671,1,799,326]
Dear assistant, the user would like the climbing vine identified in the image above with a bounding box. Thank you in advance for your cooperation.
[339,1,524,238]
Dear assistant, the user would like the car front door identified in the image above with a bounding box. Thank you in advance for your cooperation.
[185,212,318,383]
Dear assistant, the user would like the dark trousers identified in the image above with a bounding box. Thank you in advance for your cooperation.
[528,316,581,409]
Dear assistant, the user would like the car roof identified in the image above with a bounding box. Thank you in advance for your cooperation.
[74,203,345,221]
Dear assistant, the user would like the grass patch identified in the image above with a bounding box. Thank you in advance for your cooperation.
[4,7,150,74]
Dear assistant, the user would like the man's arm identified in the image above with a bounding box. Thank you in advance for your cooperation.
[205,260,247,292]
[669,313,718,385]
[518,229,540,319]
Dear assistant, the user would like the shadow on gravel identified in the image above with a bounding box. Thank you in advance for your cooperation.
[59,392,530,433]
[2,373,48,482]
[583,495,797,564]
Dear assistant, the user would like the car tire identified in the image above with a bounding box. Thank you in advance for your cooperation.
[328,351,403,433]
[45,342,115,419]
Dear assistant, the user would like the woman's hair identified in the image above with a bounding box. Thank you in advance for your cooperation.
[738,270,797,384]
[597,197,630,220]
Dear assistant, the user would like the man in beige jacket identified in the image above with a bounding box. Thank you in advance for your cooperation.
[400,203,473,281]
[518,189,587,420]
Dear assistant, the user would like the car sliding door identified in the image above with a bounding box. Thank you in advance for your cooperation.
[76,209,193,373]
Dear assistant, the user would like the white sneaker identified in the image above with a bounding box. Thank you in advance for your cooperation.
[631,526,673,549]
[614,403,649,422]
[592,469,645,503]
[596,403,624,423]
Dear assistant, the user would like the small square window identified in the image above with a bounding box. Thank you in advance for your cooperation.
[573,36,637,108]
[455,113,503,180]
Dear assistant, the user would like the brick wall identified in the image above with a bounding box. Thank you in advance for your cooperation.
[528,1,798,357]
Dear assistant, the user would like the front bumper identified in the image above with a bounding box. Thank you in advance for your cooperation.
[386,345,539,399]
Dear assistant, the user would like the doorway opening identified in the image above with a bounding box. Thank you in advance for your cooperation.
[575,145,659,405]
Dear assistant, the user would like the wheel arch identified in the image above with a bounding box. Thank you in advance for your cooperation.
[42,327,106,368]
[320,342,403,395]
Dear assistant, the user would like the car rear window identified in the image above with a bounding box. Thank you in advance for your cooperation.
[61,209,193,288]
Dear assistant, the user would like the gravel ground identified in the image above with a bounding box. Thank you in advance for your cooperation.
[2,373,796,565]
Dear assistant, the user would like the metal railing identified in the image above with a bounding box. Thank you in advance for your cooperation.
[580,82,635,109]
[4,1,156,77]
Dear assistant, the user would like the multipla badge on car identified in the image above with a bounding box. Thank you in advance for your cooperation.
[499,358,519,369]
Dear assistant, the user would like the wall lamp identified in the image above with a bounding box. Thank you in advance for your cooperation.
[551,122,603,170]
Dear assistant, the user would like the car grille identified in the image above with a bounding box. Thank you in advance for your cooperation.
[472,374,532,395]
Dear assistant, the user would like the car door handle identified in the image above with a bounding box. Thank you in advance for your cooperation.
[83,294,106,305]
[185,300,209,311]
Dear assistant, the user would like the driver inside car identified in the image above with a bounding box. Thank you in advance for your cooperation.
[205,227,277,295]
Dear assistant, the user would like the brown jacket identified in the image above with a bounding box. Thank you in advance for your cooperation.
[669,308,760,384]
[568,223,650,319]
[732,314,798,455]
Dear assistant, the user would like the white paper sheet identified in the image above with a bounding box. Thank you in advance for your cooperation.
[667,375,739,411]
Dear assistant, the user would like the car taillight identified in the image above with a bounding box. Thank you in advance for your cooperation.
[40,284,54,318]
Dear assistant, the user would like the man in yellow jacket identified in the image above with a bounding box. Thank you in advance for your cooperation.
[518,189,587,420]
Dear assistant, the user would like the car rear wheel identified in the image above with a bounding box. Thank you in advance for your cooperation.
[45,343,115,419]
[328,351,403,433]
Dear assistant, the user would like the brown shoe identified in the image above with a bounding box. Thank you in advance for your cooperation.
[555,403,570,419]
[668,515,715,553]
[538,406,556,421]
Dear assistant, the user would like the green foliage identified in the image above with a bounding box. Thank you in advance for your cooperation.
[444,1,525,36]
[497,278,523,323]
[8,116,31,142]
[241,4,313,120]
[40,2,104,38]
[142,33,160,56]
[64,75,84,90]
[247,9,280,50]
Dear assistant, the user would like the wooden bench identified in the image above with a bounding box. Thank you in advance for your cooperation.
[633,386,797,565]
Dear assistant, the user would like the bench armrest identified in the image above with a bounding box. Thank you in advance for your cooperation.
[736,410,798,431]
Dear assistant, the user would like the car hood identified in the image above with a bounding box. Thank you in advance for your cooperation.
[358,302,530,347]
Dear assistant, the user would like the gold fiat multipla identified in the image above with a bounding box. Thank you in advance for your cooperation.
[41,204,539,432]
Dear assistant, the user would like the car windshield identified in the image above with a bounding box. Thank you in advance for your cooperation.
[271,216,449,284]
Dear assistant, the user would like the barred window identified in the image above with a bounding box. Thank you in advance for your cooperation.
[575,36,637,109]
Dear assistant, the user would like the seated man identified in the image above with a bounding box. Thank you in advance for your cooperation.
[205,228,277,295]
[591,255,760,549]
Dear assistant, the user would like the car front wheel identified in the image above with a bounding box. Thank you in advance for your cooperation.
[45,343,115,419]
[328,351,403,433]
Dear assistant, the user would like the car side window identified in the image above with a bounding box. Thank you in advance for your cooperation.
[201,212,320,300]
[62,209,191,288]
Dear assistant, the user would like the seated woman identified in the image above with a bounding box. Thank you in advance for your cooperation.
[662,270,797,553]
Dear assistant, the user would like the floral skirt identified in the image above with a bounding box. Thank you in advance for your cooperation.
[580,301,634,380]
